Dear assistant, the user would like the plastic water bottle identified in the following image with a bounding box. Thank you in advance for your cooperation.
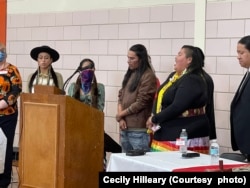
[179,129,188,153]
[210,140,220,165]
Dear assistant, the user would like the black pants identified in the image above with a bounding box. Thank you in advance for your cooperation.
[104,132,121,154]
[0,112,18,187]
[103,132,121,171]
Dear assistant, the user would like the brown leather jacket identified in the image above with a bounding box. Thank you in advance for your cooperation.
[118,69,157,129]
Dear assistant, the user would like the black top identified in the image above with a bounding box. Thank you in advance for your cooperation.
[152,72,210,141]
[230,71,250,155]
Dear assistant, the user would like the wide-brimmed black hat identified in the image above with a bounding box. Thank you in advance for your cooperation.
[30,45,59,63]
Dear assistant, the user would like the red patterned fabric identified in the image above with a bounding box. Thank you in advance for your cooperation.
[173,164,249,172]
[150,139,209,154]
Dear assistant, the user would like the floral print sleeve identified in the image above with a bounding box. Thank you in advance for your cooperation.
[0,63,22,116]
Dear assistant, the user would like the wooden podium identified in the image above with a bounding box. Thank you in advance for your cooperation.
[19,85,104,188]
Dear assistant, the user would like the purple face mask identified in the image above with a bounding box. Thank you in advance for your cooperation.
[80,69,94,94]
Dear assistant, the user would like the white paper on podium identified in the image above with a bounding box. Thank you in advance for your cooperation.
[0,128,7,174]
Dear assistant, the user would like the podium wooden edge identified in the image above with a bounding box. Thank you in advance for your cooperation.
[34,85,65,95]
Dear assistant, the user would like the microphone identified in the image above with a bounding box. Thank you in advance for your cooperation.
[63,65,93,92]
[63,69,80,92]
[76,65,82,72]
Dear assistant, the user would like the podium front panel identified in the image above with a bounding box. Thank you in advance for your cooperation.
[19,92,104,188]
[22,102,59,188]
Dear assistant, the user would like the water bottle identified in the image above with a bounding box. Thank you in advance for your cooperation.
[210,140,220,165]
[179,129,188,153]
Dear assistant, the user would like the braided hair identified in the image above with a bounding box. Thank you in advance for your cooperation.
[28,66,59,93]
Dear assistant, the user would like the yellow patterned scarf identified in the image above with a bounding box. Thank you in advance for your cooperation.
[156,70,186,113]
[147,70,186,134]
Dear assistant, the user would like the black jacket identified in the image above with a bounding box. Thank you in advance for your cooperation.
[230,71,250,155]
[152,72,210,141]
[203,71,216,140]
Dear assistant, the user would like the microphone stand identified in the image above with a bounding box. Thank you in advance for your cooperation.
[63,69,79,93]
[62,65,92,93]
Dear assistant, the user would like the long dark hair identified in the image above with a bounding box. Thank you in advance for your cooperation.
[72,58,99,109]
[28,66,59,93]
[122,44,152,92]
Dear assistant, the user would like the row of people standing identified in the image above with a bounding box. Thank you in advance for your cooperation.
[26,44,216,156]
[117,38,250,164]
[0,42,215,187]
[0,43,121,188]
[115,44,216,155]
[26,46,122,171]
[1,34,250,186]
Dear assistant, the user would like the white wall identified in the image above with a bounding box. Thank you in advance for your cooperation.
[7,0,242,14]
[7,0,195,14]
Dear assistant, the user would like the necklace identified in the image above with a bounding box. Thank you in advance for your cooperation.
[36,68,51,86]
[156,73,181,113]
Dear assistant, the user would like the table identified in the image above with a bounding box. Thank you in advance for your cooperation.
[107,151,246,172]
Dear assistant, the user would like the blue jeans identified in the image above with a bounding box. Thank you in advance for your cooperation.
[120,130,150,153]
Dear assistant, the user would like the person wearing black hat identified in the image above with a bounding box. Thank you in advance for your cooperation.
[27,45,63,93]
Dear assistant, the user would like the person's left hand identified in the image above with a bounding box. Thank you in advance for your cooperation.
[146,116,154,129]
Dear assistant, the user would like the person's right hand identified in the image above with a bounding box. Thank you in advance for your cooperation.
[115,113,122,122]
[119,119,127,130]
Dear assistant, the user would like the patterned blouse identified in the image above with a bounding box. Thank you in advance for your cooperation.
[26,71,63,93]
[0,63,22,116]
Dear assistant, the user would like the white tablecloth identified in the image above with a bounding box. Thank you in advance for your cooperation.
[107,151,245,172]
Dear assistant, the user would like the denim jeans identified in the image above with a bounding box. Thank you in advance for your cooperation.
[120,130,150,153]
